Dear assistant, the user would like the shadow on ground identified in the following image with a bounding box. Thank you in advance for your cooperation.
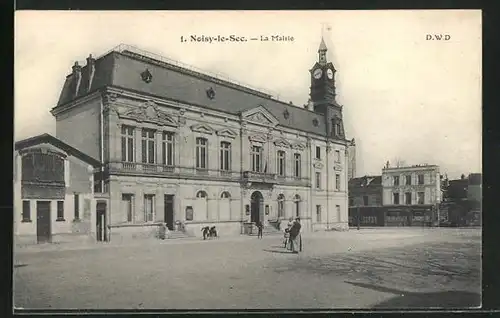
[268,240,481,304]
[263,249,294,254]
[344,281,480,308]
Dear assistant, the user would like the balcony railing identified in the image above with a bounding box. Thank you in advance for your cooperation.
[242,171,278,184]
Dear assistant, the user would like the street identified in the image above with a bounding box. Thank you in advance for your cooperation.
[13,228,481,310]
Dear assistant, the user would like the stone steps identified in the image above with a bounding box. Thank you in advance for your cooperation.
[166,231,194,239]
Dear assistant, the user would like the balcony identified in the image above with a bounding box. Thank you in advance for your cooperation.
[107,162,240,181]
[242,171,277,185]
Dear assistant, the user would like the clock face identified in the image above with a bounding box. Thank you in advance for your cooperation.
[327,68,334,79]
[313,68,323,79]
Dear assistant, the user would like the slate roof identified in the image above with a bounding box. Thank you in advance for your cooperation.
[15,133,101,167]
[348,176,382,188]
[56,46,332,137]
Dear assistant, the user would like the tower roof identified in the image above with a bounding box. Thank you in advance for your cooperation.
[318,37,328,52]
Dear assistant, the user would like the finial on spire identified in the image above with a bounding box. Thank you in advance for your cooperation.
[318,37,328,52]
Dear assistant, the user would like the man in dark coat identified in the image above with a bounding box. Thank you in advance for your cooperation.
[288,217,302,253]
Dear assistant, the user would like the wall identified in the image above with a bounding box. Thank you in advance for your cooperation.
[55,95,102,160]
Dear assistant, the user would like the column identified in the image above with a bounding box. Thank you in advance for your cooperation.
[156,131,163,166]
[135,127,142,165]
[112,121,121,163]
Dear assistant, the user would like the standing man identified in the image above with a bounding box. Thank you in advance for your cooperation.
[288,217,302,253]
[257,221,263,239]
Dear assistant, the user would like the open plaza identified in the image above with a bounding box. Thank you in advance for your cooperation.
[14,227,481,310]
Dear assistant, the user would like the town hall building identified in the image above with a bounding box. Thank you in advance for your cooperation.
[25,38,351,241]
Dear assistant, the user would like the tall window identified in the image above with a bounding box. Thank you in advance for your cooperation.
[220,142,231,171]
[315,172,321,189]
[121,126,135,162]
[315,146,321,159]
[405,175,412,185]
[74,193,80,220]
[122,194,134,222]
[417,192,425,204]
[363,195,369,206]
[418,174,425,185]
[196,137,208,169]
[141,129,156,164]
[57,201,64,221]
[334,150,341,162]
[22,200,31,222]
[316,205,322,222]
[393,192,400,205]
[277,150,286,176]
[162,132,175,166]
[251,145,262,172]
[144,194,155,222]
[335,174,341,191]
[277,194,285,218]
[293,153,301,178]
[393,176,400,186]
[294,195,301,217]
[405,192,412,205]
[335,122,341,136]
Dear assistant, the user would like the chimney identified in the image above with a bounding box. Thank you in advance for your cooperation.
[72,61,82,97]
[86,54,96,92]
[306,99,314,111]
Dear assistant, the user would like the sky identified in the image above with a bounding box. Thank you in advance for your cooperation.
[14,10,482,179]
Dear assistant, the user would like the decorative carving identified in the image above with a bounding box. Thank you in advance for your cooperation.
[292,143,306,151]
[216,128,237,139]
[283,109,290,119]
[334,164,343,171]
[179,108,186,115]
[224,117,228,122]
[312,118,319,127]
[241,105,279,127]
[206,87,216,100]
[102,92,118,105]
[306,137,312,147]
[326,145,332,153]
[141,69,153,83]
[273,138,291,148]
[118,100,178,127]
[313,161,324,169]
[200,112,205,117]
[190,123,214,135]
[178,116,186,126]
[248,134,267,143]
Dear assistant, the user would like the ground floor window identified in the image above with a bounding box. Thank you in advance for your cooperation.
[22,200,31,222]
[144,194,155,222]
[277,194,285,218]
[122,194,134,222]
[56,201,65,221]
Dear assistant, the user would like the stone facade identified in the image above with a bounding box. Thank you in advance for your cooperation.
[49,41,351,239]
[382,164,441,206]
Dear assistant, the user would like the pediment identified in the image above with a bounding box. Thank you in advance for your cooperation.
[190,123,214,135]
[273,138,291,148]
[248,134,268,143]
[118,101,178,127]
[292,142,306,151]
[216,128,237,139]
[241,105,279,127]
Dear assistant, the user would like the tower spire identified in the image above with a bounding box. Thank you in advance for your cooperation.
[318,36,328,65]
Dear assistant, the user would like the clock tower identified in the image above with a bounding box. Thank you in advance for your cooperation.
[309,37,346,140]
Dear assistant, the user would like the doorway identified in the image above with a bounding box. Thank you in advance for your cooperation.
[164,194,175,230]
[96,201,107,242]
[250,191,264,224]
[36,201,51,243]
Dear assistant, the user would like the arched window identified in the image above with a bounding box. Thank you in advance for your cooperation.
[293,194,301,217]
[196,190,208,198]
[277,194,285,218]
[220,191,231,199]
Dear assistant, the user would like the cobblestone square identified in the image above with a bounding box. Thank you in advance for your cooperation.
[14,228,481,310]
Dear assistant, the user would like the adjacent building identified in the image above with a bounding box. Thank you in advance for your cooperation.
[346,138,356,180]
[381,164,441,226]
[14,134,102,245]
[347,175,383,226]
[44,38,351,240]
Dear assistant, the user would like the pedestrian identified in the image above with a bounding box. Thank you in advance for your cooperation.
[257,221,263,239]
[288,217,302,253]
[202,226,209,240]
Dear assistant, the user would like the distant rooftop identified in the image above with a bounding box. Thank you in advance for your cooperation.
[382,163,439,170]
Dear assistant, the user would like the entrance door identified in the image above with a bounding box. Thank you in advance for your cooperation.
[36,201,51,243]
[164,195,175,230]
[96,202,107,242]
[250,191,264,223]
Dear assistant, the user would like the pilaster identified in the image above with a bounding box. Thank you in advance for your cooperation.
[135,127,142,163]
